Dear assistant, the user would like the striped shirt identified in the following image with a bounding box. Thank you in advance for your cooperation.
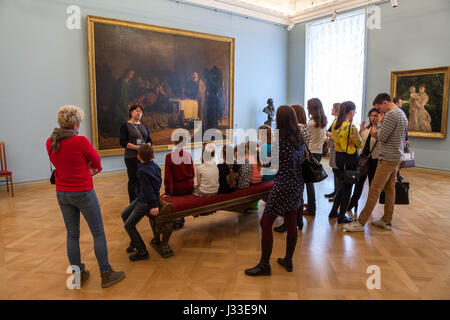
[378,106,408,162]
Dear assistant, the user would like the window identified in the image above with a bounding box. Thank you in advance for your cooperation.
[305,9,366,125]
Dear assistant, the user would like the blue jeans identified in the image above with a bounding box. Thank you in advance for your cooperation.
[305,153,322,212]
[121,199,149,252]
[56,189,111,272]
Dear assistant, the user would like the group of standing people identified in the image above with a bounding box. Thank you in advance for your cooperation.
[245,92,408,276]
[47,91,408,286]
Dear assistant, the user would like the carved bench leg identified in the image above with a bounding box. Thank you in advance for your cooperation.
[149,219,174,258]
[149,217,162,250]
[160,221,174,258]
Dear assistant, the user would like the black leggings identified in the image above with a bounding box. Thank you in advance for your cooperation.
[333,152,359,215]
[125,157,139,203]
[306,153,322,212]
[260,210,298,241]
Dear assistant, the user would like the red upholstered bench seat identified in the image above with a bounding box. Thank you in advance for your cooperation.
[149,180,274,258]
[163,180,274,213]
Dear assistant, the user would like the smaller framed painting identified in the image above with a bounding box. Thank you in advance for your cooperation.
[390,66,449,139]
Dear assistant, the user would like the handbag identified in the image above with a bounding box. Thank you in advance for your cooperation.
[359,138,378,176]
[322,139,329,158]
[302,143,328,183]
[49,149,56,184]
[342,122,360,184]
[379,180,410,205]
[342,169,360,184]
[50,169,56,184]
[399,145,415,168]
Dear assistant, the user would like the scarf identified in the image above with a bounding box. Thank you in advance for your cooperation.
[50,128,78,152]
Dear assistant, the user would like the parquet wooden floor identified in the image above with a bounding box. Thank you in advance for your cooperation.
[0,164,449,300]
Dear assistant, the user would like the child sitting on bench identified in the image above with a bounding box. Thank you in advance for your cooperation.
[121,144,161,261]
[218,144,237,194]
[233,142,252,189]
[163,134,195,229]
[193,142,219,197]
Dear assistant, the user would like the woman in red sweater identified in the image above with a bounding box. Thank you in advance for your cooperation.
[46,105,125,288]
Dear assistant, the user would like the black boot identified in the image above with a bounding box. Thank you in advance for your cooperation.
[245,240,272,276]
[328,200,339,219]
[274,222,286,233]
[328,190,340,219]
[297,210,304,230]
[126,241,135,253]
[277,237,297,272]
[337,212,353,224]
[328,210,338,219]
[324,191,336,198]
[337,195,352,224]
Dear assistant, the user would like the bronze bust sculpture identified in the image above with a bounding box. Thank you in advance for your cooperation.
[263,98,275,126]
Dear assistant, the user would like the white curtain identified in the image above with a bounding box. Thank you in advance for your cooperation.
[305,9,366,125]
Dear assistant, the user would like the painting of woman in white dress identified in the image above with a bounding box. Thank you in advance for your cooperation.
[408,85,432,132]
[391,67,449,139]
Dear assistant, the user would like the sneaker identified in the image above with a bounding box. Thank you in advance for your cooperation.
[343,221,365,232]
[371,219,392,230]
[72,264,89,288]
[101,269,125,288]
[129,250,150,261]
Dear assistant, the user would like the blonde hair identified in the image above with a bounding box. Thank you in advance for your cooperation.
[57,105,84,129]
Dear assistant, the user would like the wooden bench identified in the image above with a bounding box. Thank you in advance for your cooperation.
[147,180,274,258]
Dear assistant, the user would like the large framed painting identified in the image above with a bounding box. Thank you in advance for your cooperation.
[87,16,234,155]
[390,66,449,139]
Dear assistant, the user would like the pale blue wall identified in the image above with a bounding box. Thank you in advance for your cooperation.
[288,0,450,171]
[0,0,288,183]
[287,22,306,106]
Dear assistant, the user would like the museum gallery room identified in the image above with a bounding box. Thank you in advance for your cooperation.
[1,0,450,302]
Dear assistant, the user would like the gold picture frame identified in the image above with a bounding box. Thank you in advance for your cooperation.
[87,15,235,156]
[390,66,449,139]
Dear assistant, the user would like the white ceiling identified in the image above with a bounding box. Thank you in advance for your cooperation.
[180,0,382,26]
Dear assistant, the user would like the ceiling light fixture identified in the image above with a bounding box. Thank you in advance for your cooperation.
[286,19,295,31]
[331,10,337,22]
[391,0,398,7]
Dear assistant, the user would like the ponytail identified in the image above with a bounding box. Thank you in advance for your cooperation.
[334,101,356,130]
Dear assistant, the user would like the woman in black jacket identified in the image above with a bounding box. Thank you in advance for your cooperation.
[119,104,152,203]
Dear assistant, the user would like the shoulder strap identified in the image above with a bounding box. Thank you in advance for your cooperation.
[304,141,312,155]
[49,148,54,173]
[368,139,378,156]
[129,122,145,142]
[345,122,352,154]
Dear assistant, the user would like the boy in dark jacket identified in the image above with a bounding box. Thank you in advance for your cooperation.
[121,144,161,261]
